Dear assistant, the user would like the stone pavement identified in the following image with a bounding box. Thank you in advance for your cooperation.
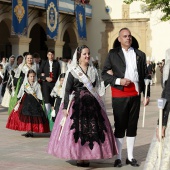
[0,84,162,170]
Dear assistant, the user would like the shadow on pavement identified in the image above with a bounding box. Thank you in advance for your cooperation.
[31,132,51,138]
[65,143,150,169]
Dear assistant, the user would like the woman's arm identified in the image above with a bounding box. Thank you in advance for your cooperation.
[63,72,74,109]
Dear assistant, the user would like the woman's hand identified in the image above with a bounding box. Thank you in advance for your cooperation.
[107,70,113,75]
[156,126,166,141]
[62,109,68,117]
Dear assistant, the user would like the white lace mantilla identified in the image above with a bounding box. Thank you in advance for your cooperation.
[144,112,170,170]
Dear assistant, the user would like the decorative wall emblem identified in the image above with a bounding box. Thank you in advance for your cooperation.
[47,2,57,32]
[75,3,87,39]
[14,0,25,23]
[79,12,83,29]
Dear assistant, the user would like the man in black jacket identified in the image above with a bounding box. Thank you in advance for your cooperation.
[102,28,150,167]
[38,49,60,115]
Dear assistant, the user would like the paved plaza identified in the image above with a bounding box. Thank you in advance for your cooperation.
[0,84,162,170]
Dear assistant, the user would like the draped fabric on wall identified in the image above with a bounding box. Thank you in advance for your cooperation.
[46,0,59,39]
[75,3,87,40]
[12,0,28,36]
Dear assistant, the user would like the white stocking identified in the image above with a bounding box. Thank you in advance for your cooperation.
[127,137,135,161]
[115,138,124,160]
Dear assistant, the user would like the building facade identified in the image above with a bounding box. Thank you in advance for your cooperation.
[1,0,169,82]
[87,0,170,82]
[0,0,92,59]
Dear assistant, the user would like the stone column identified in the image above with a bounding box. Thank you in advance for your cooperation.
[54,41,65,59]
[46,39,55,50]
[8,37,32,56]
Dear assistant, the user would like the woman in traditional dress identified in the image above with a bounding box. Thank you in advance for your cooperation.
[1,56,15,107]
[48,73,65,131]
[7,55,23,112]
[8,53,37,114]
[6,70,49,137]
[144,69,170,170]
[47,45,118,167]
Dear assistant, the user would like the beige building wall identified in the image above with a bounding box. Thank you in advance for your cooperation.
[87,0,170,82]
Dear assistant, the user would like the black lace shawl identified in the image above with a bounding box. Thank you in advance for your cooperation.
[70,89,107,150]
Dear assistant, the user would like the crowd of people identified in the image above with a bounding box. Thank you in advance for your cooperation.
[0,27,170,169]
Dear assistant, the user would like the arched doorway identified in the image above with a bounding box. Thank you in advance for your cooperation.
[0,20,11,59]
[62,30,72,59]
[113,36,139,49]
[62,27,78,60]
[29,23,48,60]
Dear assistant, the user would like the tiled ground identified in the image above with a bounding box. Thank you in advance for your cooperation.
[0,84,162,170]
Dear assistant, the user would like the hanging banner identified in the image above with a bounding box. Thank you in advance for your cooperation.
[46,0,59,39]
[75,3,87,40]
[11,0,28,36]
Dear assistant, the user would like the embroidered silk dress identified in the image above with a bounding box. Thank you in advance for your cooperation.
[48,66,118,160]
[6,81,49,133]
[8,63,37,114]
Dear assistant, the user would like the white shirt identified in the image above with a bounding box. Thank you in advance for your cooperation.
[49,60,53,72]
[0,71,4,79]
[116,47,139,93]
[0,62,8,70]
[36,63,39,70]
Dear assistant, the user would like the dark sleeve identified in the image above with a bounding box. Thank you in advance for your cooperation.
[19,71,25,86]
[93,80,96,87]
[39,100,43,105]
[163,101,170,126]
[3,69,8,83]
[11,70,15,78]
[20,71,25,79]
[101,51,118,87]
[38,60,46,81]
[63,72,74,109]
[143,54,150,97]
[13,77,19,87]
[157,101,170,127]
[160,72,170,126]
[50,97,55,107]
[56,61,61,78]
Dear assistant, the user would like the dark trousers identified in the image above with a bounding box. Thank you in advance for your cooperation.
[112,95,141,138]
[42,82,55,105]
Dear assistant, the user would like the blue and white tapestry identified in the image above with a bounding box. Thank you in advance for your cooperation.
[12,0,28,36]
[46,0,59,39]
[75,3,87,40]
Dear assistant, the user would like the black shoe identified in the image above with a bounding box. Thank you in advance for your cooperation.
[21,132,30,137]
[76,162,83,167]
[126,158,139,167]
[114,159,122,167]
[82,162,90,167]
[21,133,26,136]
[76,162,90,167]
[25,132,33,138]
